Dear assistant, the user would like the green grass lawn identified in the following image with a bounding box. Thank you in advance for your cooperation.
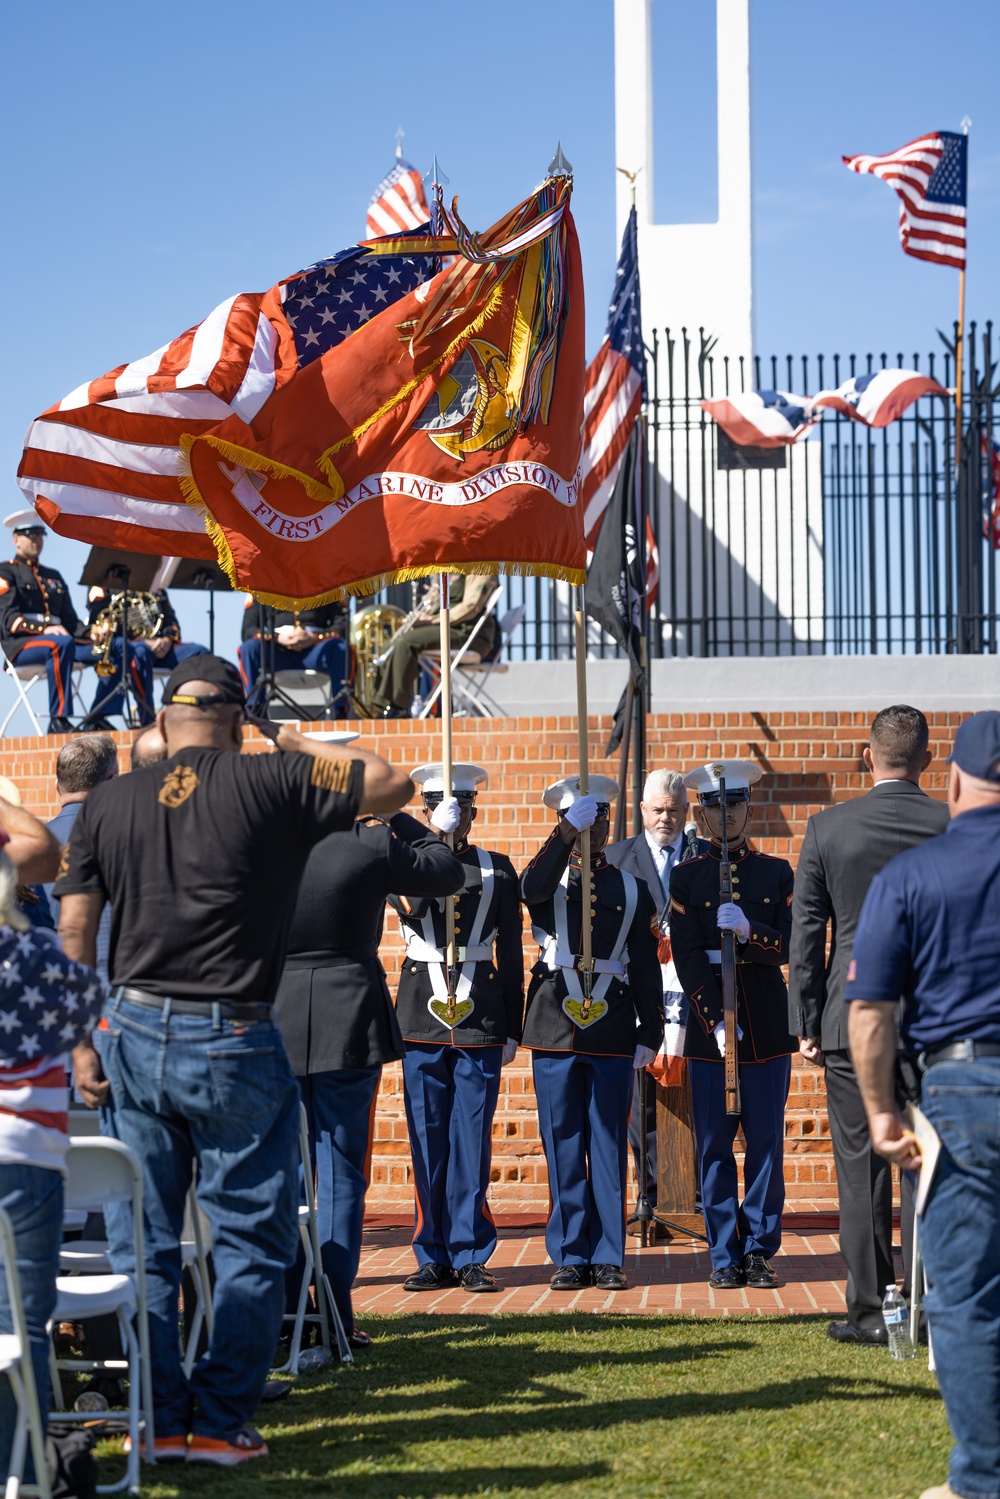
[104,1313,950,1499]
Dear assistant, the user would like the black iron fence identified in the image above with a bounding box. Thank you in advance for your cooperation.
[370,322,1000,660]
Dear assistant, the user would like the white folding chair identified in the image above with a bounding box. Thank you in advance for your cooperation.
[1,659,88,739]
[417,586,504,719]
[452,604,525,717]
[49,1139,153,1493]
[275,1104,351,1375]
[0,1207,52,1499]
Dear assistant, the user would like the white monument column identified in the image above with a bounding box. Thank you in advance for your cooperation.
[614,0,753,366]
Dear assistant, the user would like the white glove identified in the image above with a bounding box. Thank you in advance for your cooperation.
[564,795,598,831]
[430,796,462,834]
[717,901,751,943]
[633,1044,657,1071]
[713,1021,744,1056]
[501,1038,518,1066]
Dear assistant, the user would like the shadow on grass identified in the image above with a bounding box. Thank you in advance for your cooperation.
[315,1464,609,1497]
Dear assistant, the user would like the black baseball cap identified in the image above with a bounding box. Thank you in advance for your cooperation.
[947,711,1000,783]
[163,655,245,708]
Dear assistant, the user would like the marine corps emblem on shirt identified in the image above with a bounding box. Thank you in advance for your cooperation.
[158,766,200,809]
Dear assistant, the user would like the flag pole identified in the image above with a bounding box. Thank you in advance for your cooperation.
[955,116,971,473]
[438,571,458,1018]
[955,264,966,472]
[574,586,594,1004]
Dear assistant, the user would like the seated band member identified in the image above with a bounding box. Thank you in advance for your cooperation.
[0,511,154,733]
[274,755,464,1344]
[521,776,663,1292]
[670,760,796,1291]
[370,575,499,719]
[88,586,209,680]
[239,598,350,716]
[389,763,524,1293]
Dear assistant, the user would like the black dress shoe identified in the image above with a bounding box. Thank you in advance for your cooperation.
[347,1328,373,1350]
[592,1264,628,1291]
[403,1262,459,1292]
[550,1265,591,1290]
[826,1319,888,1346]
[459,1264,499,1293]
[47,716,74,735]
[744,1252,779,1289]
[76,715,115,732]
[708,1265,747,1289]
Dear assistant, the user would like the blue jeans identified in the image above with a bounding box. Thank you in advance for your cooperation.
[920,1056,1000,1499]
[297,1066,381,1334]
[0,1164,63,1482]
[99,996,300,1441]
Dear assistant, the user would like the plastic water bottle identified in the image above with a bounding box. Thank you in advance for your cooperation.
[297,1346,333,1374]
[882,1284,914,1360]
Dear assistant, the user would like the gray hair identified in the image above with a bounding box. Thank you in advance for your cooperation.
[56,734,118,795]
[642,769,688,805]
[641,773,689,809]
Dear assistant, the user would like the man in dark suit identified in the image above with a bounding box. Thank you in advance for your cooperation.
[788,703,949,1345]
[607,768,706,1229]
[275,750,464,1343]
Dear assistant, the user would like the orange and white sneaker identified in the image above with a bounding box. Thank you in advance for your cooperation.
[123,1433,189,1462]
[187,1426,269,1466]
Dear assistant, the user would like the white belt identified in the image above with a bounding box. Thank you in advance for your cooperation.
[405,934,494,965]
[547,944,625,978]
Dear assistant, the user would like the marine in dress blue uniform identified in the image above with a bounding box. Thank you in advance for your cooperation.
[0,510,155,732]
[238,599,350,716]
[521,776,663,1291]
[846,712,1000,1499]
[388,764,524,1294]
[670,761,796,1290]
[275,746,464,1340]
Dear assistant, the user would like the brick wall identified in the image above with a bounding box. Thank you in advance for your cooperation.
[4,709,959,1212]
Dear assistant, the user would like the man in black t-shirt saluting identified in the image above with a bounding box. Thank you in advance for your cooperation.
[56,655,411,1467]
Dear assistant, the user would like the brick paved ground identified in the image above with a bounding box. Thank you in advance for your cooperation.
[353,1207,888,1321]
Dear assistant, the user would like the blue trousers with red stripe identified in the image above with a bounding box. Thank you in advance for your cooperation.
[14,635,155,723]
[688,1055,791,1270]
[296,1066,381,1336]
[402,1042,502,1270]
[532,1050,634,1269]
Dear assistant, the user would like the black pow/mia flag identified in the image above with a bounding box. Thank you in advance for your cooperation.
[585,422,645,751]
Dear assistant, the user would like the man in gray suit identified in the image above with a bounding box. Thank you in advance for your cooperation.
[607,769,706,1229]
[789,705,948,1344]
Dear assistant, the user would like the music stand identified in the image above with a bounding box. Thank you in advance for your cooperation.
[79,550,162,728]
[156,556,232,654]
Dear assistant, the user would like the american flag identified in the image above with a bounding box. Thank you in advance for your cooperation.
[17,237,437,553]
[581,206,647,547]
[844,130,967,270]
[366,154,430,239]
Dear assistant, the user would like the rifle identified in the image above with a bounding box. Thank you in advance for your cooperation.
[717,771,741,1116]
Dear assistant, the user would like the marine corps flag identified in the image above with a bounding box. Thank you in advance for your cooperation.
[19,179,586,604]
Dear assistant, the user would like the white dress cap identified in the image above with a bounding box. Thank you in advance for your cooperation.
[543,774,620,811]
[411,762,488,796]
[682,759,763,798]
[4,508,44,532]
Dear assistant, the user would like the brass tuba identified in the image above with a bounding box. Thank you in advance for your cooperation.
[349,603,404,716]
[91,591,163,677]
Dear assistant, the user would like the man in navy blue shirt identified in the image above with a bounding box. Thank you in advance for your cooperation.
[847,711,1000,1499]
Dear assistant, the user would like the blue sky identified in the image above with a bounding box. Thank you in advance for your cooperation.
[0,0,997,707]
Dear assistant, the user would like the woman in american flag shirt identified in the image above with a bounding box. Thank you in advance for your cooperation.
[0,811,105,1482]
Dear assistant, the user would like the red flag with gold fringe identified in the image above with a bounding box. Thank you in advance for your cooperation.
[20,179,586,606]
